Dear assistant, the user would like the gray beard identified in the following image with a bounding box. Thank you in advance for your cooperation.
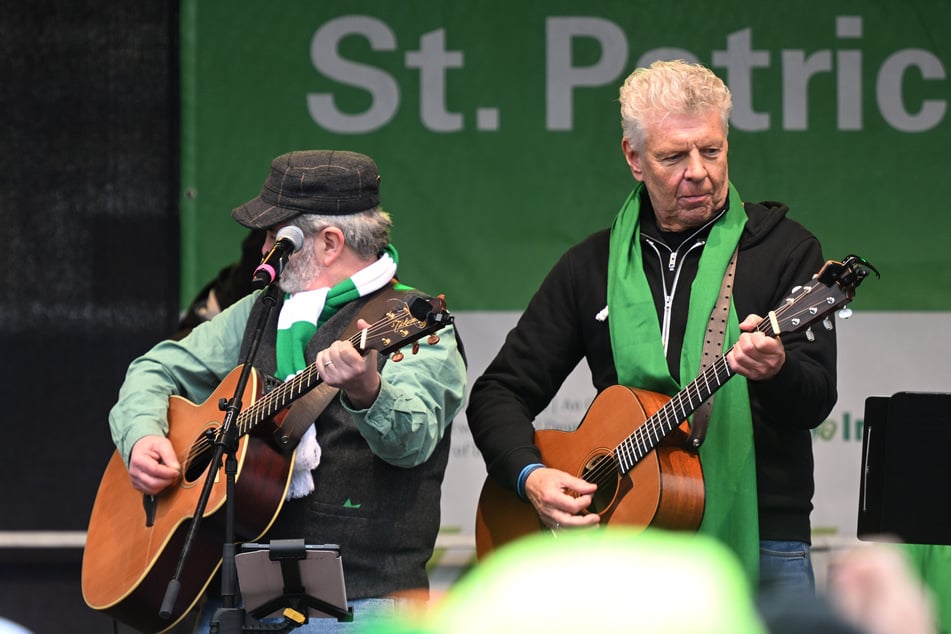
[278,246,321,295]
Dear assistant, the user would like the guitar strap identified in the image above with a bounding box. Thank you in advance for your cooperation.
[687,247,738,449]
[273,283,408,449]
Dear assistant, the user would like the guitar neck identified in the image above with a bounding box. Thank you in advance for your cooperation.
[612,312,790,474]
[234,328,369,436]
[231,294,451,438]
[614,352,734,474]
[235,363,323,436]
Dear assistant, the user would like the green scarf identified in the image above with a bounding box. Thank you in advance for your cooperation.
[607,182,760,583]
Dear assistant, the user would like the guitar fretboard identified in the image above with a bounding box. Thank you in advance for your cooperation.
[236,363,324,436]
[232,319,398,436]
[231,300,446,438]
[615,354,734,474]
[610,288,813,475]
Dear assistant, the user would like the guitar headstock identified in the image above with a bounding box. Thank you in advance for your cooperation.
[765,254,879,338]
[354,294,453,359]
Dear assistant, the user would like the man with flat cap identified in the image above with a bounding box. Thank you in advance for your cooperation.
[106,150,467,631]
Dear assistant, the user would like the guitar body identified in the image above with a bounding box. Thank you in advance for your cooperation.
[81,366,294,633]
[475,385,704,559]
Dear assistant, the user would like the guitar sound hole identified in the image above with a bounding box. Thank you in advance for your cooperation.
[581,453,620,514]
[183,433,215,483]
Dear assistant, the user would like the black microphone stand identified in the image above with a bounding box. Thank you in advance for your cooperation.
[158,282,302,633]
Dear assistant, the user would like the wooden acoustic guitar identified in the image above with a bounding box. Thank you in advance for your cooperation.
[81,294,453,633]
[475,255,876,559]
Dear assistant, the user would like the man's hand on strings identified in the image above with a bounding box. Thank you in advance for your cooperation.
[128,435,181,495]
[524,467,600,531]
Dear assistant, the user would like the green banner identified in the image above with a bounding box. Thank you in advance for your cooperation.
[181,1,951,311]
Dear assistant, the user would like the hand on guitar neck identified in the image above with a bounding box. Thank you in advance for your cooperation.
[523,468,600,531]
[315,318,381,409]
[726,313,787,381]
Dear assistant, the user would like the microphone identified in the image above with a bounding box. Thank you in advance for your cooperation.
[251,225,305,289]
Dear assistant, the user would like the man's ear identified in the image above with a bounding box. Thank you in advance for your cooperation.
[318,226,346,260]
[622,138,644,182]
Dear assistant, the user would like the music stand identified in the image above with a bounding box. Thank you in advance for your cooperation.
[233,539,353,624]
[857,392,951,545]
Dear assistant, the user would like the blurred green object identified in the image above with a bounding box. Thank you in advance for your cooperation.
[367,527,766,634]
[904,543,951,634]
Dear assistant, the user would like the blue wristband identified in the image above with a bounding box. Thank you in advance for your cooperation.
[516,463,546,501]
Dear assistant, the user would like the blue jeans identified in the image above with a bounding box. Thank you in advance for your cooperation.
[759,540,815,594]
[196,596,420,632]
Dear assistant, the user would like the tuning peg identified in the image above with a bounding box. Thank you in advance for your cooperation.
[822,317,833,330]
[427,334,440,345]
[805,327,815,342]
[837,307,853,319]
[412,341,420,355]
[391,351,405,362]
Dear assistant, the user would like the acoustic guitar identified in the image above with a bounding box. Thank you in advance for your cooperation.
[81,294,453,633]
[475,255,876,558]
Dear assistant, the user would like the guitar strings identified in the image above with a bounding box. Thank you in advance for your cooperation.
[579,285,823,495]
[582,355,734,490]
[179,303,430,472]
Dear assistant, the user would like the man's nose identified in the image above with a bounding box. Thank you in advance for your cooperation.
[684,150,706,180]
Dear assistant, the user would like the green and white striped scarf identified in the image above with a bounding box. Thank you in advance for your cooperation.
[275,244,399,381]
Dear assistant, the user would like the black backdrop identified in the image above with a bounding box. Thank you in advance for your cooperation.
[0,2,179,632]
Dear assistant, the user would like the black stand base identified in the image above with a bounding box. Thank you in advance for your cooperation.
[211,607,293,633]
[211,539,353,632]
[249,593,353,624]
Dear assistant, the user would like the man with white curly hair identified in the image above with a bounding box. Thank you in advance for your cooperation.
[468,60,836,594]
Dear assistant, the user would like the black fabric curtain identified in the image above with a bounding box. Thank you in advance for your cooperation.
[0,2,179,631]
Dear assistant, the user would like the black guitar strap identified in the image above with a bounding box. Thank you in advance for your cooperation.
[687,247,738,449]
